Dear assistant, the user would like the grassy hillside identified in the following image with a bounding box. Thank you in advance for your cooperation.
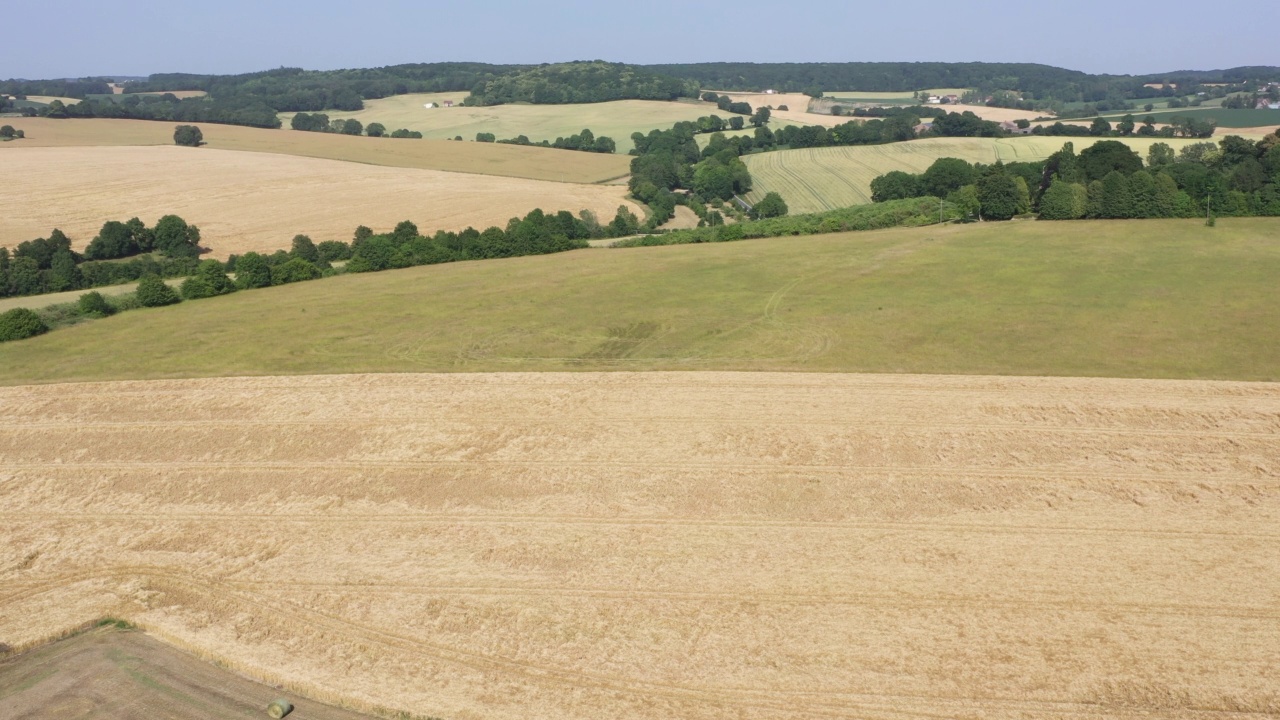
[281,94,758,153]
[3,218,1278,384]
[743,136,1208,213]
[2,118,632,184]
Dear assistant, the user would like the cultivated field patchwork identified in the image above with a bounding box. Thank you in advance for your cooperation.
[0,145,640,257]
[1,372,1278,720]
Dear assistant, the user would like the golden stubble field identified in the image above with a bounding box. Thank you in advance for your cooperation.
[2,372,1278,720]
[0,146,640,258]
[0,118,633,183]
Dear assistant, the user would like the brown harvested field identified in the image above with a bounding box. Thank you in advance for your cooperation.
[0,146,640,257]
[0,118,633,183]
[0,627,375,719]
[2,371,1278,720]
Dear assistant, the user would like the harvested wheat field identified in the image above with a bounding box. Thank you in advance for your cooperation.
[0,118,633,183]
[2,372,1279,720]
[0,146,640,258]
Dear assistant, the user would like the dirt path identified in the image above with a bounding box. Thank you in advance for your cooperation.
[2,372,1278,720]
[0,626,374,719]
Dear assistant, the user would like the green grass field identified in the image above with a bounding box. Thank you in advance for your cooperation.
[825,89,970,105]
[1099,107,1280,128]
[3,218,1278,385]
[743,136,1208,213]
[280,94,735,153]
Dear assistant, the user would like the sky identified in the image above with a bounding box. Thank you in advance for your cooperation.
[2,0,1276,80]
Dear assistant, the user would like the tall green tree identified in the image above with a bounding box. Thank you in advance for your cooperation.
[1147,142,1176,168]
[1079,140,1143,182]
[921,157,976,197]
[46,249,83,292]
[1096,171,1134,218]
[290,235,320,263]
[152,215,202,258]
[870,171,921,202]
[976,169,1021,220]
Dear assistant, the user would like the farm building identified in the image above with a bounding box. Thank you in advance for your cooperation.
[423,103,436,109]
[999,121,1032,135]
[913,122,934,134]
[443,100,454,107]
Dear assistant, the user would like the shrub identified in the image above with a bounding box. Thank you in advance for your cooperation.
[751,192,789,219]
[0,308,49,342]
[173,124,203,147]
[270,258,321,285]
[234,252,272,289]
[316,240,351,262]
[77,291,114,316]
[135,274,181,307]
[181,260,236,299]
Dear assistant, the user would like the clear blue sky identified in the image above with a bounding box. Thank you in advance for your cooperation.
[2,0,1276,79]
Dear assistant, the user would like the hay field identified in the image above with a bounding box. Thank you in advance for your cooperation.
[3,218,1279,385]
[744,136,1208,211]
[1,118,632,183]
[1,371,1278,720]
[282,93,735,153]
[0,146,639,258]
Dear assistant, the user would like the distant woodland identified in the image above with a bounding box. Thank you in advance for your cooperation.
[5,61,1279,131]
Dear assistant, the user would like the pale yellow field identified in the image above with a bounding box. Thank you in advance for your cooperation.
[657,204,701,230]
[130,90,208,98]
[22,95,79,105]
[0,146,640,257]
[932,103,1039,122]
[745,136,1208,212]
[1,118,632,183]
[2,372,1278,720]
[281,93,743,153]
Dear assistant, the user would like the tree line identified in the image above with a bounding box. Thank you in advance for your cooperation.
[868,134,1280,221]
[289,113,422,138]
[40,93,281,129]
[1,216,205,299]
[0,205,660,343]
[477,128,617,153]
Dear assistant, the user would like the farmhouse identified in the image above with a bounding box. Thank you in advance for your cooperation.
[943,94,961,104]
[913,121,934,134]
[999,120,1032,135]
[443,100,454,107]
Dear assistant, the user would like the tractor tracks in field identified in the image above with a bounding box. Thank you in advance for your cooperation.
[3,566,1276,720]
[2,511,1277,541]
